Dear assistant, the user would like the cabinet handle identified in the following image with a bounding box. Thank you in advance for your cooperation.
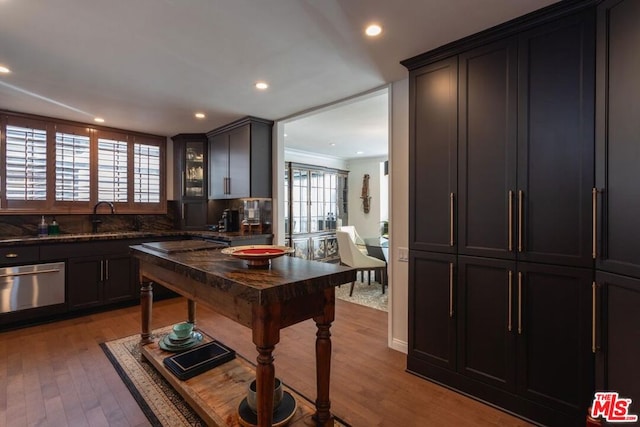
[4,253,18,258]
[449,262,454,318]
[508,270,513,332]
[100,260,104,282]
[592,281,597,353]
[105,259,109,281]
[518,271,523,334]
[518,190,523,252]
[227,177,231,195]
[181,204,185,220]
[592,188,598,259]
[449,193,455,247]
[508,190,513,252]
[182,172,185,196]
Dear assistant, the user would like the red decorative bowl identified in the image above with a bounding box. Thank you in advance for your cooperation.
[221,245,294,268]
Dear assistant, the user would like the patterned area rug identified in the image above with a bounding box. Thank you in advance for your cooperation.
[101,328,349,427]
[335,279,387,312]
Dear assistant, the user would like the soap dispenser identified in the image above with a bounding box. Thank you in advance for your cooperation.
[48,217,60,235]
[38,216,48,237]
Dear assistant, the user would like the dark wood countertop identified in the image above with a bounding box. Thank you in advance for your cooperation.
[0,230,273,247]
[130,240,355,305]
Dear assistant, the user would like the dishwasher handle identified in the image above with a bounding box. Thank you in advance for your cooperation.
[0,268,61,279]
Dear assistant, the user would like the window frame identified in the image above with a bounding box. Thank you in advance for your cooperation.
[0,111,166,215]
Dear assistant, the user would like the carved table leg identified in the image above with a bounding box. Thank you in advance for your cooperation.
[140,281,153,344]
[187,299,196,328]
[313,287,336,426]
[252,304,281,427]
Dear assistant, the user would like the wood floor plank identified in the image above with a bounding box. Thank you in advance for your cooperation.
[0,296,534,427]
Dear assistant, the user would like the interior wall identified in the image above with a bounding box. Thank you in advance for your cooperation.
[346,156,387,238]
[389,78,409,353]
[284,149,348,171]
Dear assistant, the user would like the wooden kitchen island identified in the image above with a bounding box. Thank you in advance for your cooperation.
[130,240,356,427]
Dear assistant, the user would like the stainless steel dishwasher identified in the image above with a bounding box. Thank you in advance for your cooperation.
[0,262,65,313]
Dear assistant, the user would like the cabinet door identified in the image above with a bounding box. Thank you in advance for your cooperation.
[457,256,516,392]
[458,39,517,260]
[516,263,593,422]
[209,133,228,199]
[410,57,458,253]
[179,200,207,230]
[67,256,102,310]
[103,254,133,304]
[596,0,640,278]
[595,271,640,412]
[408,251,456,372]
[517,10,595,268]
[228,124,250,198]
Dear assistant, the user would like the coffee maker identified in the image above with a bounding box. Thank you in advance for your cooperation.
[220,209,240,232]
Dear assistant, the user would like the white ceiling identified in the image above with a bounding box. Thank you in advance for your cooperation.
[0,0,558,151]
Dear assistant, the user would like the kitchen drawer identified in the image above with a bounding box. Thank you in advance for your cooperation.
[0,246,39,266]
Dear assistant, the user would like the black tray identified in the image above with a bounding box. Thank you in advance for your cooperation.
[163,340,235,380]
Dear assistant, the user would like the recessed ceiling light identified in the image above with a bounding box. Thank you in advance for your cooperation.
[94,117,105,123]
[195,112,206,119]
[0,66,10,74]
[356,151,364,154]
[284,133,288,137]
[365,24,382,37]
[255,81,269,90]
[329,143,336,146]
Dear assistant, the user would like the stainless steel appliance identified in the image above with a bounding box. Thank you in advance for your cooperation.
[0,262,65,313]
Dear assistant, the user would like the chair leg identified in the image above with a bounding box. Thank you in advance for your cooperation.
[368,270,371,285]
[381,268,386,294]
[349,280,356,297]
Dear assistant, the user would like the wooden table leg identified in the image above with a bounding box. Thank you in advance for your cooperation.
[187,299,196,328]
[140,280,153,344]
[252,304,281,427]
[313,287,336,426]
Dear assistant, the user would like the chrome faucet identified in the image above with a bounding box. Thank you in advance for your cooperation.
[92,201,115,233]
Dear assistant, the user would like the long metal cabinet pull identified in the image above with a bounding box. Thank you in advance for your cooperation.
[100,260,104,282]
[592,188,597,259]
[508,271,513,332]
[592,282,597,353]
[449,193,455,247]
[508,191,513,252]
[449,262,454,318]
[518,191,523,252]
[105,259,109,281]
[0,268,61,279]
[518,272,523,334]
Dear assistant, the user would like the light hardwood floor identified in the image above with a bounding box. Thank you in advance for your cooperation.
[0,297,533,427]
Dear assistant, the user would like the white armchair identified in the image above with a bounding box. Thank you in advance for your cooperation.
[336,231,386,296]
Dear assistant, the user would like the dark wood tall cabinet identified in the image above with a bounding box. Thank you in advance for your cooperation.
[404,3,597,426]
[171,133,208,230]
[595,0,640,416]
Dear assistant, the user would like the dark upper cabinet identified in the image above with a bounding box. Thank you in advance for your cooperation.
[407,251,456,372]
[458,38,518,260]
[207,117,273,200]
[595,271,640,412]
[595,0,640,278]
[171,133,208,230]
[516,11,595,268]
[459,13,595,267]
[409,57,458,253]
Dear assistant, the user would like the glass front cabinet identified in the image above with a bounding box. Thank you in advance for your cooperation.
[284,162,348,262]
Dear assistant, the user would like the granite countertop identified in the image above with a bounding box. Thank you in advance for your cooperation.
[0,230,273,247]
[130,240,355,305]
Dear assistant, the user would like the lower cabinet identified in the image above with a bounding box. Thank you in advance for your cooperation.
[409,251,594,426]
[595,271,640,413]
[67,253,134,310]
